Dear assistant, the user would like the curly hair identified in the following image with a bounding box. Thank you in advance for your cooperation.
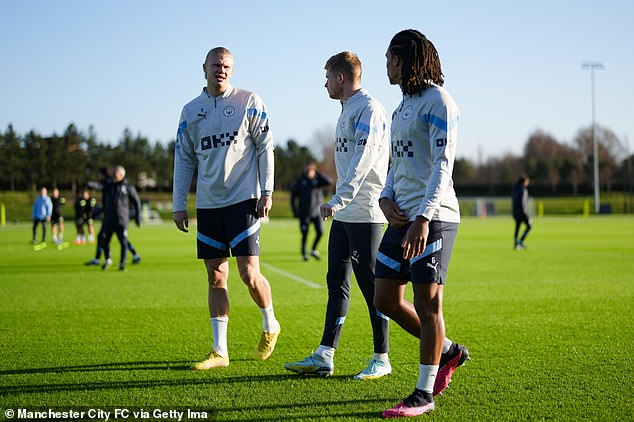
[388,29,444,95]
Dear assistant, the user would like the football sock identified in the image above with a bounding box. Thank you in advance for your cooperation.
[374,352,389,363]
[403,388,433,407]
[259,304,280,333]
[210,316,229,357]
[416,364,439,394]
[316,345,335,362]
[442,338,453,354]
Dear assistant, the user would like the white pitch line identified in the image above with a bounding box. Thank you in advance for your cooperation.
[260,262,323,289]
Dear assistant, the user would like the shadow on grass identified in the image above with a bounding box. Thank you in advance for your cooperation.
[212,399,386,420]
[0,360,194,375]
[0,361,354,397]
[0,362,393,419]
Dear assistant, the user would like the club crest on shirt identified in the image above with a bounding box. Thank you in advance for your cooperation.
[402,106,414,119]
[223,105,235,117]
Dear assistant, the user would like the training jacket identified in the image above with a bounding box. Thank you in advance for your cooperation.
[381,85,461,223]
[512,182,529,218]
[327,89,389,223]
[290,171,332,219]
[51,195,66,220]
[32,195,52,220]
[102,178,141,227]
[173,84,274,211]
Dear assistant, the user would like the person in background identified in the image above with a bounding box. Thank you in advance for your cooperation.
[50,187,66,246]
[99,165,141,271]
[73,187,97,245]
[290,163,332,261]
[32,186,52,245]
[512,174,532,250]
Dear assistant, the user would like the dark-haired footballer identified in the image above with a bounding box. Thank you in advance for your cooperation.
[376,29,470,418]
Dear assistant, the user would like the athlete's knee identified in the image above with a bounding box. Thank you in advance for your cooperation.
[205,263,228,287]
[413,296,441,322]
[207,270,227,288]
[326,274,351,296]
[238,264,261,289]
[373,296,389,314]
[374,294,399,317]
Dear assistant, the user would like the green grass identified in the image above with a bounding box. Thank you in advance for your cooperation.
[1,216,633,421]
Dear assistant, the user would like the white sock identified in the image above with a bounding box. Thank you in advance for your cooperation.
[374,352,389,363]
[259,304,280,333]
[316,345,335,361]
[210,316,229,357]
[416,364,439,393]
[442,338,453,354]
[53,234,58,242]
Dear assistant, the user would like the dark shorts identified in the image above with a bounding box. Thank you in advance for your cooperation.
[375,221,458,285]
[51,215,64,225]
[196,199,260,259]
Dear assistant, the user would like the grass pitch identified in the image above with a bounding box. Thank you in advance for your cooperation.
[1,216,633,421]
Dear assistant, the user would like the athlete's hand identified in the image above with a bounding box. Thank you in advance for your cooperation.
[320,203,335,221]
[379,198,409,228]
[402,216,429,260]
[173,211,189,233]
[257,195,272,218]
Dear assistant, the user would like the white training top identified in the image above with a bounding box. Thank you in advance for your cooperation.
[327,89,389,223]
[172,85,274,211]
[381,85,461,223]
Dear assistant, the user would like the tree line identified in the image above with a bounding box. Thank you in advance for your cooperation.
[0,123,632,198]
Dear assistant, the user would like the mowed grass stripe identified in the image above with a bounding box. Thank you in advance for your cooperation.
[260,262,323,289]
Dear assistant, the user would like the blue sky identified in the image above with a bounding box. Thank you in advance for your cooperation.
[1,0,632,162]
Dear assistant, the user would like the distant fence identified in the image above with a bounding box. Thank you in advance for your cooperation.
[1,191,633,225]
[463,194,634,217]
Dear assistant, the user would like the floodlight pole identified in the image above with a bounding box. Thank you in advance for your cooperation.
[582,62,604,214]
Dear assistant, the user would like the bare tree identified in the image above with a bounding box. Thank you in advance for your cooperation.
[574,125,623,192]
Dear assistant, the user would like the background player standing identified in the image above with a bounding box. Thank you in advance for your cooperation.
[32,186,52,245]
[512,174,532,250]
[50,187,66,246]
[85,175,141,267]
[73,187,97,245]
[285,51,391,380]
[290,163,332,261]
[172,47,281,370]
[375,29,470,418]
[99,165,141,271]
